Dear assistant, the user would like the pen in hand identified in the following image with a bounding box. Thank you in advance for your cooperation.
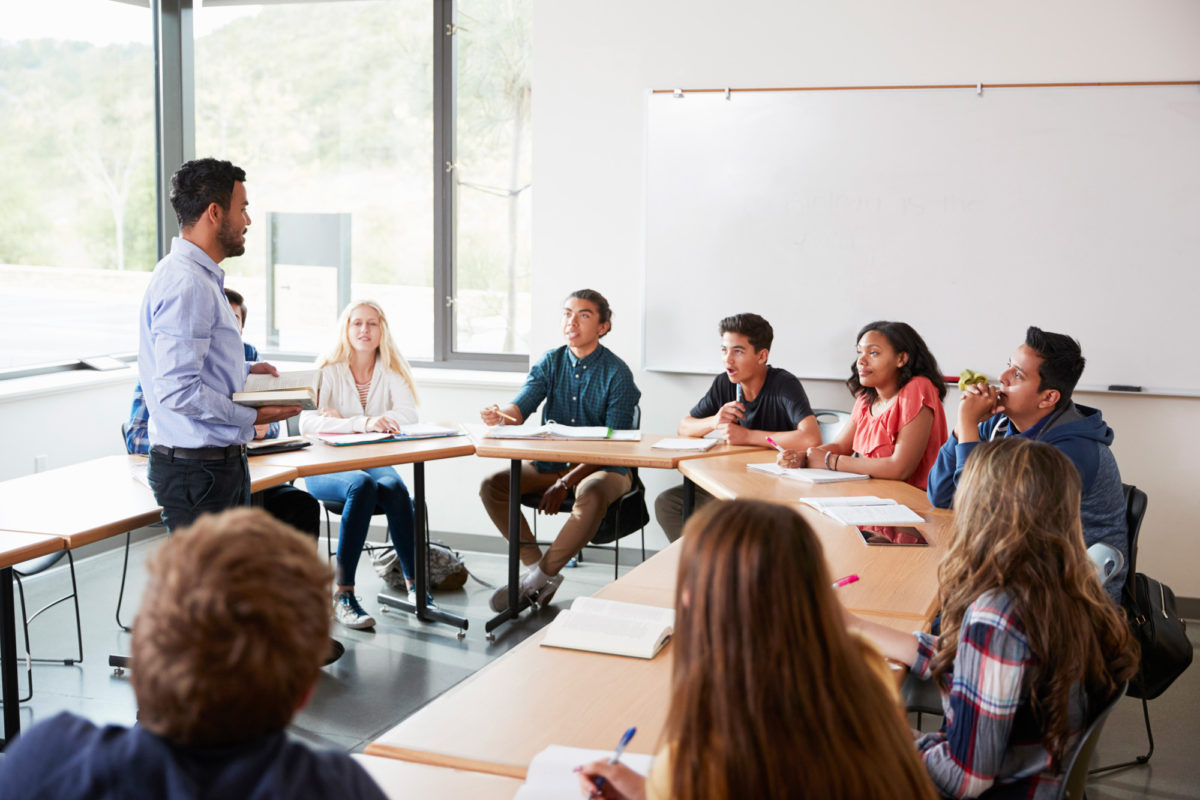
[765,436,785,453]
[489,404,518,424]
[590,726,636,797]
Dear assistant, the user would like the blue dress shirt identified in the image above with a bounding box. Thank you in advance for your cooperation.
[138,237,258,448]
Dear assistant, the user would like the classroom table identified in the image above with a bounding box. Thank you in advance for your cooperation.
[470,432,756,637]
[352,754,524,799]
[0,532,66,747]
[256,434,477,634]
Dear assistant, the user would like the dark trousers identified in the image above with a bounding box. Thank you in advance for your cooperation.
[148,449,251,532]
[261,484,320,540]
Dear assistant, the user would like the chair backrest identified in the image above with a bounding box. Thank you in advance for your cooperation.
[1057,682,1127,800]
[121,421,133,454]
[1121,484,1148,593]
[1086,543,1125,590]
[287,414,301,437]
[812,408,851,443]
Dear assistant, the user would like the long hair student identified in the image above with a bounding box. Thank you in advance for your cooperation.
[580,499,937,800]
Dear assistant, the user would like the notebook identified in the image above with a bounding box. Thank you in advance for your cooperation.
[746,462,869,483]
[650,437,719,451]
[485,422,641,441]
[515,745,654,800]
[801,496,925,526]
[314,424,463,446]
[540,597,674,659]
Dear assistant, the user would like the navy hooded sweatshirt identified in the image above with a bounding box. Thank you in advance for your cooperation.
[926,402,1127,600]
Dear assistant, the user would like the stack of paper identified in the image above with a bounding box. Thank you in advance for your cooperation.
[485,422,641,441]
[515,745,654,800]
[650,437,719,451]
[801,496,925,526]
[747,462,869,484]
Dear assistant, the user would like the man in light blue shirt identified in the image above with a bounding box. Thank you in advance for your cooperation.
[139,158,299,531]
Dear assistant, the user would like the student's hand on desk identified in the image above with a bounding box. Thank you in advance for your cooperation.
[254,405,301,424]
[717,422,754,446]
[576,761,647,800]
[366,416,402,433]
[777,448,806,468]
[538,479,570,514]
[248,361,281,377]
[480,405,504,426]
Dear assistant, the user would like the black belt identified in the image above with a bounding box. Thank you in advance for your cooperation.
[151,444,246,462]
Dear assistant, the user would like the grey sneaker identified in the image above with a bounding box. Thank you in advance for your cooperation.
[530,574,564,609]
[407,587,439,610]
[333,591,376,630]
[488,574,564,613]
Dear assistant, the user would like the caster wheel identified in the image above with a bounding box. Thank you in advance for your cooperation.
[457,630,466,641]
[486,633,496,643]
[113,668,124,677]
[380,606,389,614]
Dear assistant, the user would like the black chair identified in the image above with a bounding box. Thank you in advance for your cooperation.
[520,407,650,579]
[1057,682,1128,799]
[6,550,85,702]
[1090,484,1153,775]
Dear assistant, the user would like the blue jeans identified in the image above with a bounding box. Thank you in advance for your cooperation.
[305,467,415,588]
[148,449,251,533]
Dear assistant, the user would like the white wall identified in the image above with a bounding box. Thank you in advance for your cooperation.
[532,0,1200,594]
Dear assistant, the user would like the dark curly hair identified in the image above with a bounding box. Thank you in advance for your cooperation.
[846,320,946,403]
[170,158,246,229]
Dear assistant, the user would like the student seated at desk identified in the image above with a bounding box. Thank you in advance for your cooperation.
[653,312,820,541]
[299,300,427,630]
[126,287,320,540]
[579,499,938,800]
[0,508,387,800]
[479,289,640,612]
[777,320,948,489]
[926,326,1127,601]
[848,439,1137,799]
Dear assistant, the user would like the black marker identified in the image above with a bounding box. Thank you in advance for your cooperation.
[1107,385,1143,393]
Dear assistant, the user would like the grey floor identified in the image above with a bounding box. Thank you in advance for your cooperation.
[5,531,1200,797]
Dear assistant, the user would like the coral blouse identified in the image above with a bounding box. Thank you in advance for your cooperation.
[851,375,948,489]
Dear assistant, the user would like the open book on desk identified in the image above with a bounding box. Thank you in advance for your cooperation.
[313,424,463,446]
[747,462,869,484]
[651,437,718,451]
[516,745,654,800]
[233,370,319,410]
[485,422,641,441]
[800,496,925,526]
[541,597,674,659]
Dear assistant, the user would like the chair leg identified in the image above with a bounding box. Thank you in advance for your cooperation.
[324,507,334,562]
[613,537,619,580]
[1088,695,1154,775]
[12,572,34,703]
[114,531,133,632]
[66,551,84,665]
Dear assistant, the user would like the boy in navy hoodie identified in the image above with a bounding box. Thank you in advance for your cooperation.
[927,327,1127,600]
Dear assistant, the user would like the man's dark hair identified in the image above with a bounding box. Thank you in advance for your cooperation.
[224,288,247,325]
[170,158,246,229]
[719,313,773,352]
[567,289,612,336]
[1025,326,1085,408]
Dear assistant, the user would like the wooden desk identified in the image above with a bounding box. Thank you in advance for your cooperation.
[0,455,298,548]
[352,754,523,799]
[679,451,947,620]
[0,532,65,746]
[258,435,477,632]
[472,432,755,635]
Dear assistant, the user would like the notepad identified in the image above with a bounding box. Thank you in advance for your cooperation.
[485,423,642,441]
[515,745,655,800]
[315,424,463,446]
[234,370,320,410]
[746,462,869,483]
[801,496,925,526]
[650,437,719,451]
[540,597,674,659]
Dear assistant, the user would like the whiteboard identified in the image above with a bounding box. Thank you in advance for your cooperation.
[642,85,1200,395]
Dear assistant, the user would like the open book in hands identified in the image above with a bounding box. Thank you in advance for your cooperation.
[540,597,674,659]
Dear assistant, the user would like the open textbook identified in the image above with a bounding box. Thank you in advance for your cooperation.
[747,462,869,484]
[541,597,674,659]
[800,495,925,526]
[485,422,641,441]
[233,370,319,410]
[650,437,719,451]
[313,424,463,446]
[515,745,655,800]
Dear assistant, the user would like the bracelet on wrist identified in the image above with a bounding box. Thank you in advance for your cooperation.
[823,451,832,470]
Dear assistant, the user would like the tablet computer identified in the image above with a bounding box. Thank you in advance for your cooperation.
[856,525,928,546]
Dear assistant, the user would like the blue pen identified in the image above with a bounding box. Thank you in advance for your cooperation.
[591,727,636,796]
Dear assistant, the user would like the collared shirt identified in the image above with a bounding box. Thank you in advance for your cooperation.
[511,344,641,474]
[138,237,257,448]
[126,342,276,455]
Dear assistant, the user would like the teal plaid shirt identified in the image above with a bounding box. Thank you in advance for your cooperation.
[512,344,641,474]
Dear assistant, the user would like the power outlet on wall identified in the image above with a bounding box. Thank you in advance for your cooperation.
[34,454,48,473]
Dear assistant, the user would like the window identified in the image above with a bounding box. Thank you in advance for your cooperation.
[0,0,155,370]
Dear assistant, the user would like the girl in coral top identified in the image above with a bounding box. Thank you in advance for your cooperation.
[778,320,948,489]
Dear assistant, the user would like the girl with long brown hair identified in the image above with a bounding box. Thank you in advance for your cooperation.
[578,499,937,800]
[849,437,1137,798]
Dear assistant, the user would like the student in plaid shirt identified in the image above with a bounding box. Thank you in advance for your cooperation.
[479,289,640,612]
[848,438,1136,798]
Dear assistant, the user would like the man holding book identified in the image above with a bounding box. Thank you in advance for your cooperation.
[654,313,821,541]
[478,289,641,611]
[138,158,300,532]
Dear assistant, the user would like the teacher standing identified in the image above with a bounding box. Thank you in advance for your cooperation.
[139,158,299,532]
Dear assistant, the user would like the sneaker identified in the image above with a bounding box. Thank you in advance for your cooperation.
[530,574,564,609]
[333,591,376,630]
[407,587,439,610]
[488,573,564,613]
